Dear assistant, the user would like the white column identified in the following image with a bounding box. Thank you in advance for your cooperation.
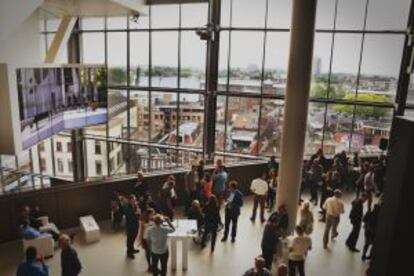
[44,15,77,63]
[276,0,318,232]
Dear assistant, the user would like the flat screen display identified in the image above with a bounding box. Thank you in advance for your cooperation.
[16,65,107,150]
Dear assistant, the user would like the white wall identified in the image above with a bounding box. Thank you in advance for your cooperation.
[0,0,43,155]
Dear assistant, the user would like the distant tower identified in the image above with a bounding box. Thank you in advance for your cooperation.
[312,57,322,76]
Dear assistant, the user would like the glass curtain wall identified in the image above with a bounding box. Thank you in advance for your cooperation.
[1,0,411,192]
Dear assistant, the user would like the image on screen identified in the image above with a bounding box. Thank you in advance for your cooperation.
[16,65,108,150]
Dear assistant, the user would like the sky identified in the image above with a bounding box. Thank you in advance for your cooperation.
[79,0,411,77]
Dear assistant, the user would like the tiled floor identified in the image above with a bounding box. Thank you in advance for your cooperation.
[0,194,369,276]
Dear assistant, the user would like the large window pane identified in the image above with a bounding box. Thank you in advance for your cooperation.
[127,144,149,173]
[221,0,232,27]
[263,32,290,96]
[53,134,73,180]
[108,90,128,138]
[180,31,206,89]
[328,34,362,100]
[81,17,105,30]
[151,32,179,88]
[38,139,54,175]
[107,33,127,85]
[84,138,108,179]
[366,0,410,30]
[267,0,291,29]
[352,106,393,154]
[82,33,105,64]
[259,99,284,156]
[232,0,266,28]
[218,31,230,90]
[181,3,208,27]
[216,95,227,152]
[130,91,149,141]
[151,4,179,28]
[106,17,127,29]
[178,94,204,148]
[130,32,149,86]
[151,92,177,145]
[323,104,354,154]
[227,97,259,154]
[46,19,60,32]
[359,34,405,102]
[129,14,149,29]
[315,0,336,29]
[229,32,264,94]
[310,33,333,98]
[305,103,324,155]
[46,34,68,63]
[336,0,366,30]
[109,142,127,175]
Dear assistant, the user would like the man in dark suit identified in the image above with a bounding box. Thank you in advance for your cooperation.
[124,194,140,259]
[346,193,367,252]
[58,234,82,276]
[221,180,243,243]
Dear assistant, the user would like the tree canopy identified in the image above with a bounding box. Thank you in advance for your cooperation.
[335,93,392,119]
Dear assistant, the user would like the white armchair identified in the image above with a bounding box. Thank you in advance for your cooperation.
[22,235,55,257]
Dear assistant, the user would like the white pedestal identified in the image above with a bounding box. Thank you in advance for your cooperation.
[168,219,197,271]
[79,215,100,243]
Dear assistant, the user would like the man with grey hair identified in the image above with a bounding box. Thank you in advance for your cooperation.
[243,256,272,276]
[323,189,345,248]
[58,234,82,276]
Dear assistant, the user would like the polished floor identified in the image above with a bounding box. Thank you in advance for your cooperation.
[0,194,369,276]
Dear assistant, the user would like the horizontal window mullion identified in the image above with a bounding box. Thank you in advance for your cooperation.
[108,85,206,94]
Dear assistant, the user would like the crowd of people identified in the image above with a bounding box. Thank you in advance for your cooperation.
[16,149,386,276]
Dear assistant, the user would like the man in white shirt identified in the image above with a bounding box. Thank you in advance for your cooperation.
[147,215,175,276]
[250,172,269,222]
[288,225,312,276]
[323,189,345,248]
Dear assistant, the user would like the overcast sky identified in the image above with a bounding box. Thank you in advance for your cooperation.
[80,0,411,77]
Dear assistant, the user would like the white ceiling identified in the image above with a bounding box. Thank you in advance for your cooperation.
[38,0,148,19]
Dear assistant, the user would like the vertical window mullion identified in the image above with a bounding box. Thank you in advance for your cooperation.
[176,2,182,167]
[321,0,339,151]
[256,0,270,157]
[223,0,234,162]
[148,6,153,171]
[349,0,370,153]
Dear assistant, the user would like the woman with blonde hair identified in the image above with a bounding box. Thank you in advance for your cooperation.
[299,202,314,235]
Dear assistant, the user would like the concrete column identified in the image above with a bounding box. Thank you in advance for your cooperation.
[44,15,77,63]
[276,0,317,232]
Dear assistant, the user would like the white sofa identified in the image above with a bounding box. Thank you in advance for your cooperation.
[22,235,55,257]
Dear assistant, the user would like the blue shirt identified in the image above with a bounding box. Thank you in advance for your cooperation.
[21,226,42,240]
[16,261,49,276]
[147,224,175,254]
[213,171,228,193]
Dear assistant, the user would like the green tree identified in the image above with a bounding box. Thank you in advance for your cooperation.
[335,93,391,119]
[311,82,345,99]
[109,67,127,84]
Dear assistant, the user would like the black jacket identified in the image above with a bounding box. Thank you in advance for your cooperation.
[61,246,82,276]
[349,199,364,225]
[124,204,139,232]
[203,206,221,230]
[224,190,244,217]
[261,222,277,250]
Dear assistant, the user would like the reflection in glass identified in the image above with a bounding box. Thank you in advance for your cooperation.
[151,32,178,88]
[107,33,127,85]
[359,34,405,101]
[229,32,264,94]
